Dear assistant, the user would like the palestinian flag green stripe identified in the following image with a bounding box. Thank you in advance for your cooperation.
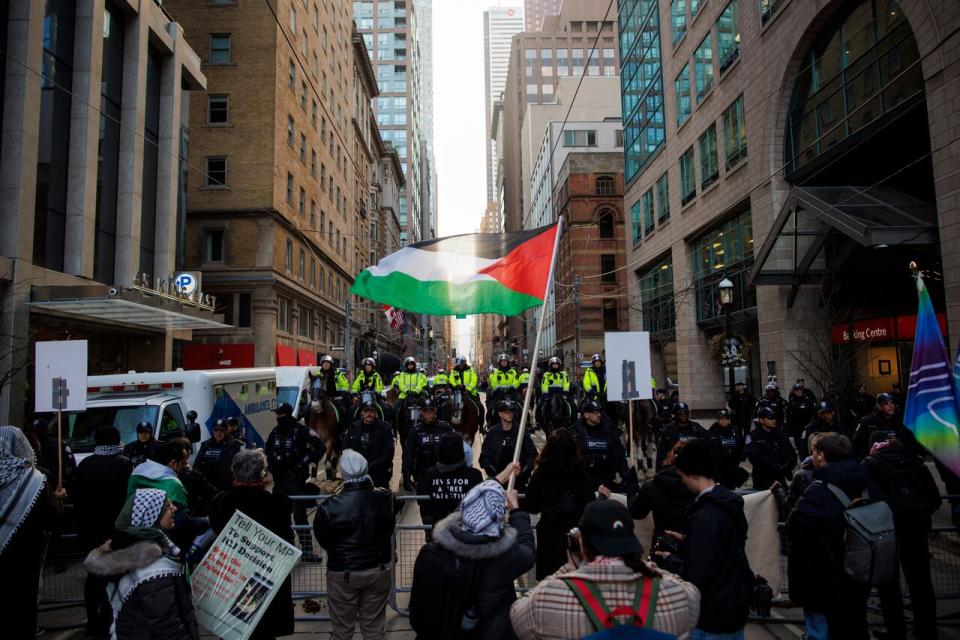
[351,270,543,316]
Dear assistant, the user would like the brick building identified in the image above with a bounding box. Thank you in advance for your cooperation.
[618,0,960,408]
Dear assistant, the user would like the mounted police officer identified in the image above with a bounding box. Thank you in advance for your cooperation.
[581,354,607,400]
[487,352,519,415]
[352,357,385,394]
[518,367,531,389]
[401,398,453,491]
[315,355,351,396]
[394,356,428,400]
[340,400,395,489]
[449,355,483,422]
[569,399,628,493]
[540,356,570,394]
[433,366,449,390]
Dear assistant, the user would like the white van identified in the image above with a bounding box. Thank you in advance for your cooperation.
[63,367,313,456]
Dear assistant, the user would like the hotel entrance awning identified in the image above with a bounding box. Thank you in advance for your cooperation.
[749,186,937,307]
[29,285,232,331]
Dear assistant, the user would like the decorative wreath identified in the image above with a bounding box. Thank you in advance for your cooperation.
[708,332,752,367]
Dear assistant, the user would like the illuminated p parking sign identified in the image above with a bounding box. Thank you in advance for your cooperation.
[175,272,199,295]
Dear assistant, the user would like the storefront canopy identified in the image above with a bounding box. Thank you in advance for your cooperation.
[29,285,231,331]
[749,186,937,307]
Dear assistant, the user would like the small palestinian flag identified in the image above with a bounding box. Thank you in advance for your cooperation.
[351,224,559,316]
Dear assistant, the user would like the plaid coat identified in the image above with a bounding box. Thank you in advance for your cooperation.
[510,561,700,639]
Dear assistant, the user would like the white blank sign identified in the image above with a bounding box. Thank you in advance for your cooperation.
[35,340,88,412]
[604,332,653,402]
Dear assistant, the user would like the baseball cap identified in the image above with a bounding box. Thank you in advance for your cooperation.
[578,500,643,557]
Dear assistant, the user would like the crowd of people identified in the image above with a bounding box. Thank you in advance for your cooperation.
[0,359,954,640]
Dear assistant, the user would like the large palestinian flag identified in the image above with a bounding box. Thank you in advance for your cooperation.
[351,224,559,316]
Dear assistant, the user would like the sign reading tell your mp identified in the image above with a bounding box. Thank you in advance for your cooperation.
[192,510,301,640]
[35,340,88,412]
[603,331,653,402]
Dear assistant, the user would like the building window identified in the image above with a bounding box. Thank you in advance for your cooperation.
[601,255,617,282]
[209,34,231,64]
[639,256,675,336]
[698,124,719,189]
[671,0,686,45]
[602,299,619,331]
[310,257,316,286]
[285,239,293,272]
[602,48,616,76]
[619,0,665,182]
[587,47,600,76]
[289,5,297,31]
[205,156,227,187]
[692,210,756,322]
[320,163,326,185]
[563,129,597,147]
[680,146,696,205]
[300,81,307,110]
[691,0,701,17]
[642,189,655,235]
[615,129,624,147]
[695,34,714,102]
[310,199,316,226]
[299,133,306,163]
[299,187,306,216]
[311,100,318,128]
[278,297,292,333]
[298,248,305,280]
[238,293,252,328]
[298,305,314,339]
[204,229,225,262]
[656,172,670,223]
[286,172,294,203]
[717,1,740,73]
[722,94,748,169]
[207,95,228,125]
[595,175,615,195]
[311,149,317,177]
[675,64,691,126]
[598,210,615,238]
[760,0,787,25]
[287,115,295,147]
[288,59,296,89]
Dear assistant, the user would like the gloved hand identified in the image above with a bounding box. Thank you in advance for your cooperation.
[751,575,773,618]
[402,477,414,492]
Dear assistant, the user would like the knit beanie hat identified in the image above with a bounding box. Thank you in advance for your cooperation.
[339,449,369,481]
[436,432,465,465]
[460,479,506,537]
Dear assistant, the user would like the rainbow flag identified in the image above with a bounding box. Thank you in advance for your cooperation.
[904,275,960,476]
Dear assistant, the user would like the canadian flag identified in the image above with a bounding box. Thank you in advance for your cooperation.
[383,305,404,331]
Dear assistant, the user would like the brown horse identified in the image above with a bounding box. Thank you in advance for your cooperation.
[616,399,658,471]
[307,388,341,481]
[440,388,481,446]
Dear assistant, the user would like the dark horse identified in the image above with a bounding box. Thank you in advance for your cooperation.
[306,387,341,481]
[439,388,481,446]
[614,398,659,470]
[395,390,424,451]
[485,385,518,426]
[537,386,575,435]
[350,388,392,424]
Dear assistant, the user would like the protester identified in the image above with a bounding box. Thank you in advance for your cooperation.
[0,425,53,640]
[313,450,397,640]
[864,433,941,640]
[409,471,535,640]
[655,402,707,469]
[630,440,694,539]
[194,419,240,490]
[510,500,701,639]
[416,432,482,527]
[340,401,395,489]
[707,409,748,489]
[744,407,797,490]
[785,432,823,515]
[73,426,134,637]
[852,393,923,458]
[84,488,199,640]
[660,439,754,639]
[479,400,537,490]
[124,421,158,467]
[785,433,881,639]
[568,399,629,493]
[520,429,595,579]
[209,449,295,640]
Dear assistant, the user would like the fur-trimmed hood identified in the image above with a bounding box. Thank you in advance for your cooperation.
[431,509,518,560]
[84,540,163,577]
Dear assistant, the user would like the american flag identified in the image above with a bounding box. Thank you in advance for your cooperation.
[383,305,404,331]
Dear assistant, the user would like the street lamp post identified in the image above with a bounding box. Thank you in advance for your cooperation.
[718,277,736,405]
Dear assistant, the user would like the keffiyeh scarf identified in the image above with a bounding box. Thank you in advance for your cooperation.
[94,444,124,457]
[0,426,46,554]
[115,488,181,559]
[460,479,507,538]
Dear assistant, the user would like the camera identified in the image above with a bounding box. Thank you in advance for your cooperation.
[652,533,682,556]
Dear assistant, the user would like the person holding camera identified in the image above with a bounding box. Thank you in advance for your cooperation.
[654,439,758,640]
[510,499,700,639]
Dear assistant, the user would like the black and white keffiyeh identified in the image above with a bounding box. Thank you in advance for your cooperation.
[94,444,124,457]
[0,425,46,554]
[130,489,167,528]
[460,479,506,538]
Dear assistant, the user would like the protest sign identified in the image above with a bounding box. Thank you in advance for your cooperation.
[191,510,301,640]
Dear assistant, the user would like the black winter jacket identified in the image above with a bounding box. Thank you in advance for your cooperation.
[73,452,133,551]
[863,443,941,528]
[340,420,395,489]
[798,417,840,459]
[655,421,708,468]
[84,539,199,640]
[744,426,797,489]
[428,509,536,640]
[785,394,818,437]
[568,421,629,492]
[681,485,752,634]
[629,465,693,536]
[478,423,537,486]
[194,437,241,490]
[123,440,157,468]
[403,420,454,486]
[209,486,295,639]
[416,462,483,526]
[853,412,924,459]
[707,422,747,489]
[313,477,396,571]
[785,458,882,609]
[520,468,595,579]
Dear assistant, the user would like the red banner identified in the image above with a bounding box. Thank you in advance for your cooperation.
[276,344,296,366]
[183,344,255,370]
[297,349,317,366]
[831,313,948,344]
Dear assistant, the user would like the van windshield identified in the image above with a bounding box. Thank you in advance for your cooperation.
[277,386,300,414]
[65,406,160,452]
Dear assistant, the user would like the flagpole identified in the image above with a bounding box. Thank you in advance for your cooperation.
[508,217,564,492]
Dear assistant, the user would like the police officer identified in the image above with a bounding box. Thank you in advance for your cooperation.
[728,381,755,440]
[264,402,316,554]
[184,410,202,444]
[401,398,453,491]
[341,401,395,489]
[581,354,607,400]
[194,419,241,490]
[518,367,531,389]
[569,399,628,492]
[786,382,818,446]
[449,355,483,421]
[351,357,385,393]
[655,402,707,469]
[798,400,841,459]
[225,416,245,447]
[316,355,351,396]
[479,400,537,490]
[852,392,922,459]
[488,353,519,393]
[394,356,428,400]
[744,407,797,490]
[708,409,747,489]
[433,366,449,389]
[123,422,157,467]
[756,381,787,427]
[540,356,570,394]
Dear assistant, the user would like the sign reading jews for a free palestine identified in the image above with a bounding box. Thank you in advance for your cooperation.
[191,510,301,640]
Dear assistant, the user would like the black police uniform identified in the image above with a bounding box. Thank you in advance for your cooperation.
[744,425,798,490]
[402,418,453,490]
[707,422,747,489]
[568,419,629,492]
[194,437,241,490]
[728,389,756,439]
[786,393,818,441]
[478,421,537,489]
[122,439,156,467]
[340,417,395,489]
[655,420,708,469]
[798,417,840,460]
[757,394,787,426]
[852,411,923,459]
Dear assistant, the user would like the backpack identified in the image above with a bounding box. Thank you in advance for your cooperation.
[819,481,898,586]
[562,576,677,639]
[866,454,941,515]
[409,543,478,638]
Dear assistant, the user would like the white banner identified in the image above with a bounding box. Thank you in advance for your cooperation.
[35,340,88,412]
[603,332,653,402]
[191,510,302,640]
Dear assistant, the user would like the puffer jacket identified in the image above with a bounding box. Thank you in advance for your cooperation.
[430,509,536,640]
[84,539,198,640]
[313,476,396,571]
